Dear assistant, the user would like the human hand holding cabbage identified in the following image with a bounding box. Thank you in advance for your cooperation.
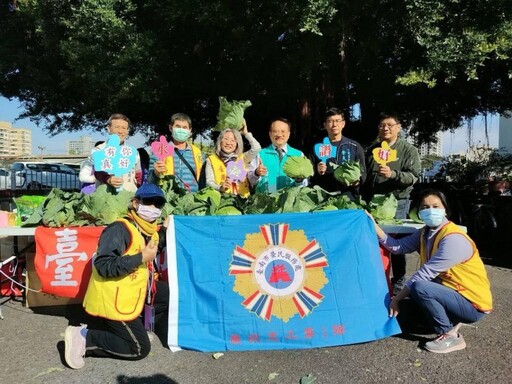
[240,118,248,135]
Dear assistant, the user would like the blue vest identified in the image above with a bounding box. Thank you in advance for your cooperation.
[256,145,303,193]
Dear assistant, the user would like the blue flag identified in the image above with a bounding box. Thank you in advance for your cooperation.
[166,210,400,352]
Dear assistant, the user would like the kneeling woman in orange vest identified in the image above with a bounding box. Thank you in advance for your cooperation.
[63,183,169,369]
[205,119,261,197]
[368,189,492,354]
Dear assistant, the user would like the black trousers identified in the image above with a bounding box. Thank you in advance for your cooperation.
[85,281,169,360]
[391,253,406,282]
[391,199,410,282]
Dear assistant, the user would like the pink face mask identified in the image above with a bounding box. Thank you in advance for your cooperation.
[137,204,162,222]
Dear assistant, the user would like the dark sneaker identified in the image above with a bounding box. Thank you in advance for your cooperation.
[424,332,466,353]
[64,325,86,369]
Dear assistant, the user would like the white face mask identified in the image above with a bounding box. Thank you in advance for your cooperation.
[136,204,162,222]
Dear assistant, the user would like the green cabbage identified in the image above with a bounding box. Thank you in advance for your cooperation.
[332,160,361,186]
[213,97,252,131]
[368,194,398,223]
[195,187,222,206]
[215,206,242,215]
[314,204,338,212]
[408,207,424,223]
[282,156,314,179]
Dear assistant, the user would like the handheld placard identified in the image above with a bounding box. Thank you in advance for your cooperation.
[372,141,397,166]
[150,135,175,176]
[314,137,337,163]
[92,134,137,190]
[150,135,174,161]
[226,158,247,182]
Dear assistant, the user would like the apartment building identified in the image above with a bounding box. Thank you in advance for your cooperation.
[406,131,443,157]
[66,135,97,155]
[0,121,32,157]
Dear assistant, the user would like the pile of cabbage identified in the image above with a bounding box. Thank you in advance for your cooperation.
[22,175,400,227]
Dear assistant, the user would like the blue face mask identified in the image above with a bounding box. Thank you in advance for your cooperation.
[172,127,191,143]
[418,208,446,228]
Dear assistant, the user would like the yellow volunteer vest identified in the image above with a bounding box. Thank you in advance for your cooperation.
[163,143,203,180]
[419,222,493,312]
[83,218,149,321]
[208,154,250,197]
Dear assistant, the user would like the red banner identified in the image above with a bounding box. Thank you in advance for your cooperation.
[35,226,104,298]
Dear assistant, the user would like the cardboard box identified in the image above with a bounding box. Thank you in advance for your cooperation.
[0,236,14,260]
[25,252,82,308]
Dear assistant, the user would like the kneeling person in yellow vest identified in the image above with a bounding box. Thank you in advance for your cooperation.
[63,183,169,369]
[368,189,492,354]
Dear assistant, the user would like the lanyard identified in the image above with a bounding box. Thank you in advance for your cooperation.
[147,260,156,306]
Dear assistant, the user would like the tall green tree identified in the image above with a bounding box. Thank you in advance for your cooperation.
[0,0,511,148]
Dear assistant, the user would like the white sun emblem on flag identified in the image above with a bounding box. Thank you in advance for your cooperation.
[229,223,329,322]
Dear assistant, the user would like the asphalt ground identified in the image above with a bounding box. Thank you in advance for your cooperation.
[1,252,511,384]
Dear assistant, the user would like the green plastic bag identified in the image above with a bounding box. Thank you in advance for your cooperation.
[14,195,47,225]
[213,96,252,131]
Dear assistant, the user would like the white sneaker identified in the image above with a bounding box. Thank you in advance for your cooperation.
[64,325,87,369]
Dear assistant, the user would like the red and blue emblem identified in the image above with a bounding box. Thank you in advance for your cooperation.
[229,223,329,322]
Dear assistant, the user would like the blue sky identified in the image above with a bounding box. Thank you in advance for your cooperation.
[0,96,146,155]
[442,114,499,155]
[0,96,499,156]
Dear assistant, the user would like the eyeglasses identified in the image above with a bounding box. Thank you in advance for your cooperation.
[378,123,399,129]
[326,119,344,124]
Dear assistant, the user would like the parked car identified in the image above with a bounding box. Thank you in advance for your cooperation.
[61,162,81,174]
[0,167,25,190]
[10,162,81,190]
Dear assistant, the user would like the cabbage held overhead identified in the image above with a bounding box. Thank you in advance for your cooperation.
[213,96,252,131]
[332,160,362,186]
[282,156,314,179]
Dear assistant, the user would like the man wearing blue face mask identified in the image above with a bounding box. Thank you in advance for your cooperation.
[367,189,492,354]
[149,113,203,192]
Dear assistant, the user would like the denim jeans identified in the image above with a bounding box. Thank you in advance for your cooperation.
[395,199,411,220]
[409,280,486,334]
